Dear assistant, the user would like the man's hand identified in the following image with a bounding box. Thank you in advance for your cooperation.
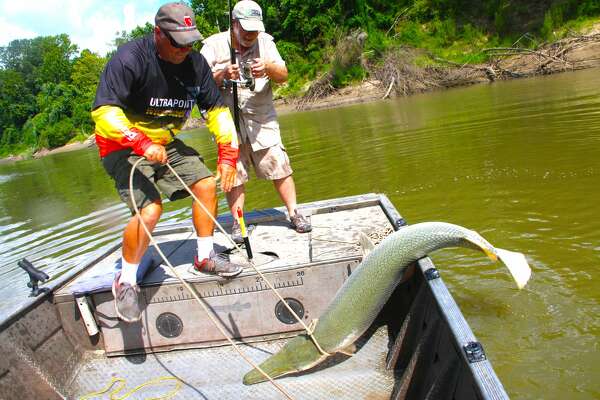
[215,163,236,192]
[224,63,240,80]
[214,63,240,87]
[249,58,288,83]
[143,143,167,164]
[250,58,267,78]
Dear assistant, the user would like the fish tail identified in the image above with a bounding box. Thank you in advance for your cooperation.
[463,228,531,289]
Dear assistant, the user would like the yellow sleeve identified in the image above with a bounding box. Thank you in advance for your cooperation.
[91,105,153,155]
[92,105,133,140]
[205,106,239,167]
[205,106,238,148]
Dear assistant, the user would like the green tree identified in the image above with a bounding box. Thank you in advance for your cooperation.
[70,50,107,135]
[0,69,37,136]
[112,22,155,51]
[38,34,78,85]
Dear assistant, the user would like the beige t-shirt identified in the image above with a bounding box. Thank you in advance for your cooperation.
[200,32,286,150]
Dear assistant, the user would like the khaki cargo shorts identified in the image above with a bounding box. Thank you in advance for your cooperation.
[102,139,213,213]
[234,142,293,187]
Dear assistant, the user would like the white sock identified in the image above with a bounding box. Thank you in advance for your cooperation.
[119,258,139,286]
[197,236,214,261]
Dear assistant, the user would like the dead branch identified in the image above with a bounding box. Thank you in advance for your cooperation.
[382,77,395,99]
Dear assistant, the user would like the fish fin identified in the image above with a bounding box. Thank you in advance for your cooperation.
[337,343,357,356]
[358,231,375,257]
[495,248,531,289]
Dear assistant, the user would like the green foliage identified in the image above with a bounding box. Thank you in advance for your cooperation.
[331,64,365,88]
[71,50,105,93]
[0,34,105,155]
[112,22,155,50]
[1,0,600,157]
[39,118,75,148]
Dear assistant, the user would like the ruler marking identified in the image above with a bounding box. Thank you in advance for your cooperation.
[145,276,306,304]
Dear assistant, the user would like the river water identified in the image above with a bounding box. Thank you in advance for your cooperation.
[1,68,599,398]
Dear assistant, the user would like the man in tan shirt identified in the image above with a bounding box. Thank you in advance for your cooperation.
[200,0,311,242]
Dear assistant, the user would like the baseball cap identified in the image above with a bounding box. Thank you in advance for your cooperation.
[155,2,203,47]
[232,0,265,32]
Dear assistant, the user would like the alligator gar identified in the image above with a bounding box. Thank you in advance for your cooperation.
[243,222,531,385]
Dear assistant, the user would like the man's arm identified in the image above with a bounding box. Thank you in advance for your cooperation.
[92,105,166,163]
[212,64,240,87]
[205,106,238,191]
[92,50,166,163]
[250,37,288,84]
[195,55,239,191]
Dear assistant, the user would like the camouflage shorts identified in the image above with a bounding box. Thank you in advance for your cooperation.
[102,139,213,213]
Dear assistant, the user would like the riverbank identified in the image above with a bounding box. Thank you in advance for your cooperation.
[278,26,600,113]
[2,25,599,164]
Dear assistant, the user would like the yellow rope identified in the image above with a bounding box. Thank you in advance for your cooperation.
[79,376,181,400]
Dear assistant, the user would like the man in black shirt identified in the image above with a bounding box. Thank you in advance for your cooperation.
[92,2,243,322]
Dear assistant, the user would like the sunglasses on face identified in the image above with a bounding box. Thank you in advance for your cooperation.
[164,32,191,49]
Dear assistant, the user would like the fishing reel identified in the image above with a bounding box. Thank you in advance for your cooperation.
[239,60,256,91]
[223,60,255,91]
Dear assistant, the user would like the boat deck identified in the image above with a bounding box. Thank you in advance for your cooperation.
[55,194,399,398]
[69,326,394,399]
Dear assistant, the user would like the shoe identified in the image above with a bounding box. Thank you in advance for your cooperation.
[290,210,312,233]
[112,272,141,323]
[231,220,244,245]
[193,251,243,278]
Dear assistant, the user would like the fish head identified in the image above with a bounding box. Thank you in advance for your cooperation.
[243,334,326,385]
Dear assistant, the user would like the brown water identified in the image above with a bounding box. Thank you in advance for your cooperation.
[1,68,599,398]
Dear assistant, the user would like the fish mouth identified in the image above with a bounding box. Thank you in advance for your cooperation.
[243,368,289,385]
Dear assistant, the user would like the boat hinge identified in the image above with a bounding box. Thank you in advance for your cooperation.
[424,267,440,280]
[76,295,99,336]
[464,341,487,363]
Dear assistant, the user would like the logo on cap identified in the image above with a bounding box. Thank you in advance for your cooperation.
[184,16,193,27]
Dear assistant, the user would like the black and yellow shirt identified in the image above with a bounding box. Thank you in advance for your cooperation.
[92,34,238,166]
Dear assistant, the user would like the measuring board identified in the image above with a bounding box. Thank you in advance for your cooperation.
[93,257,361,355]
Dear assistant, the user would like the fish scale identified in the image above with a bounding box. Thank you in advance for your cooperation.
[243,222,529,385]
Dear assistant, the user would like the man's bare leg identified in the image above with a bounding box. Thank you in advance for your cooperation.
[274,175,297,216]
[122,200,163,264]
[226,184,246,216]
[190,176,218,237]
[114,200,162,322]
[190,176,243,277]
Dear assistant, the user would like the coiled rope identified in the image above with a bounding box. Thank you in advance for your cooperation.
[79,376,181,400]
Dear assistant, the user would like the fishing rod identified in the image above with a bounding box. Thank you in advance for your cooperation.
[228,0,253,260]
[228,0,240,133]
